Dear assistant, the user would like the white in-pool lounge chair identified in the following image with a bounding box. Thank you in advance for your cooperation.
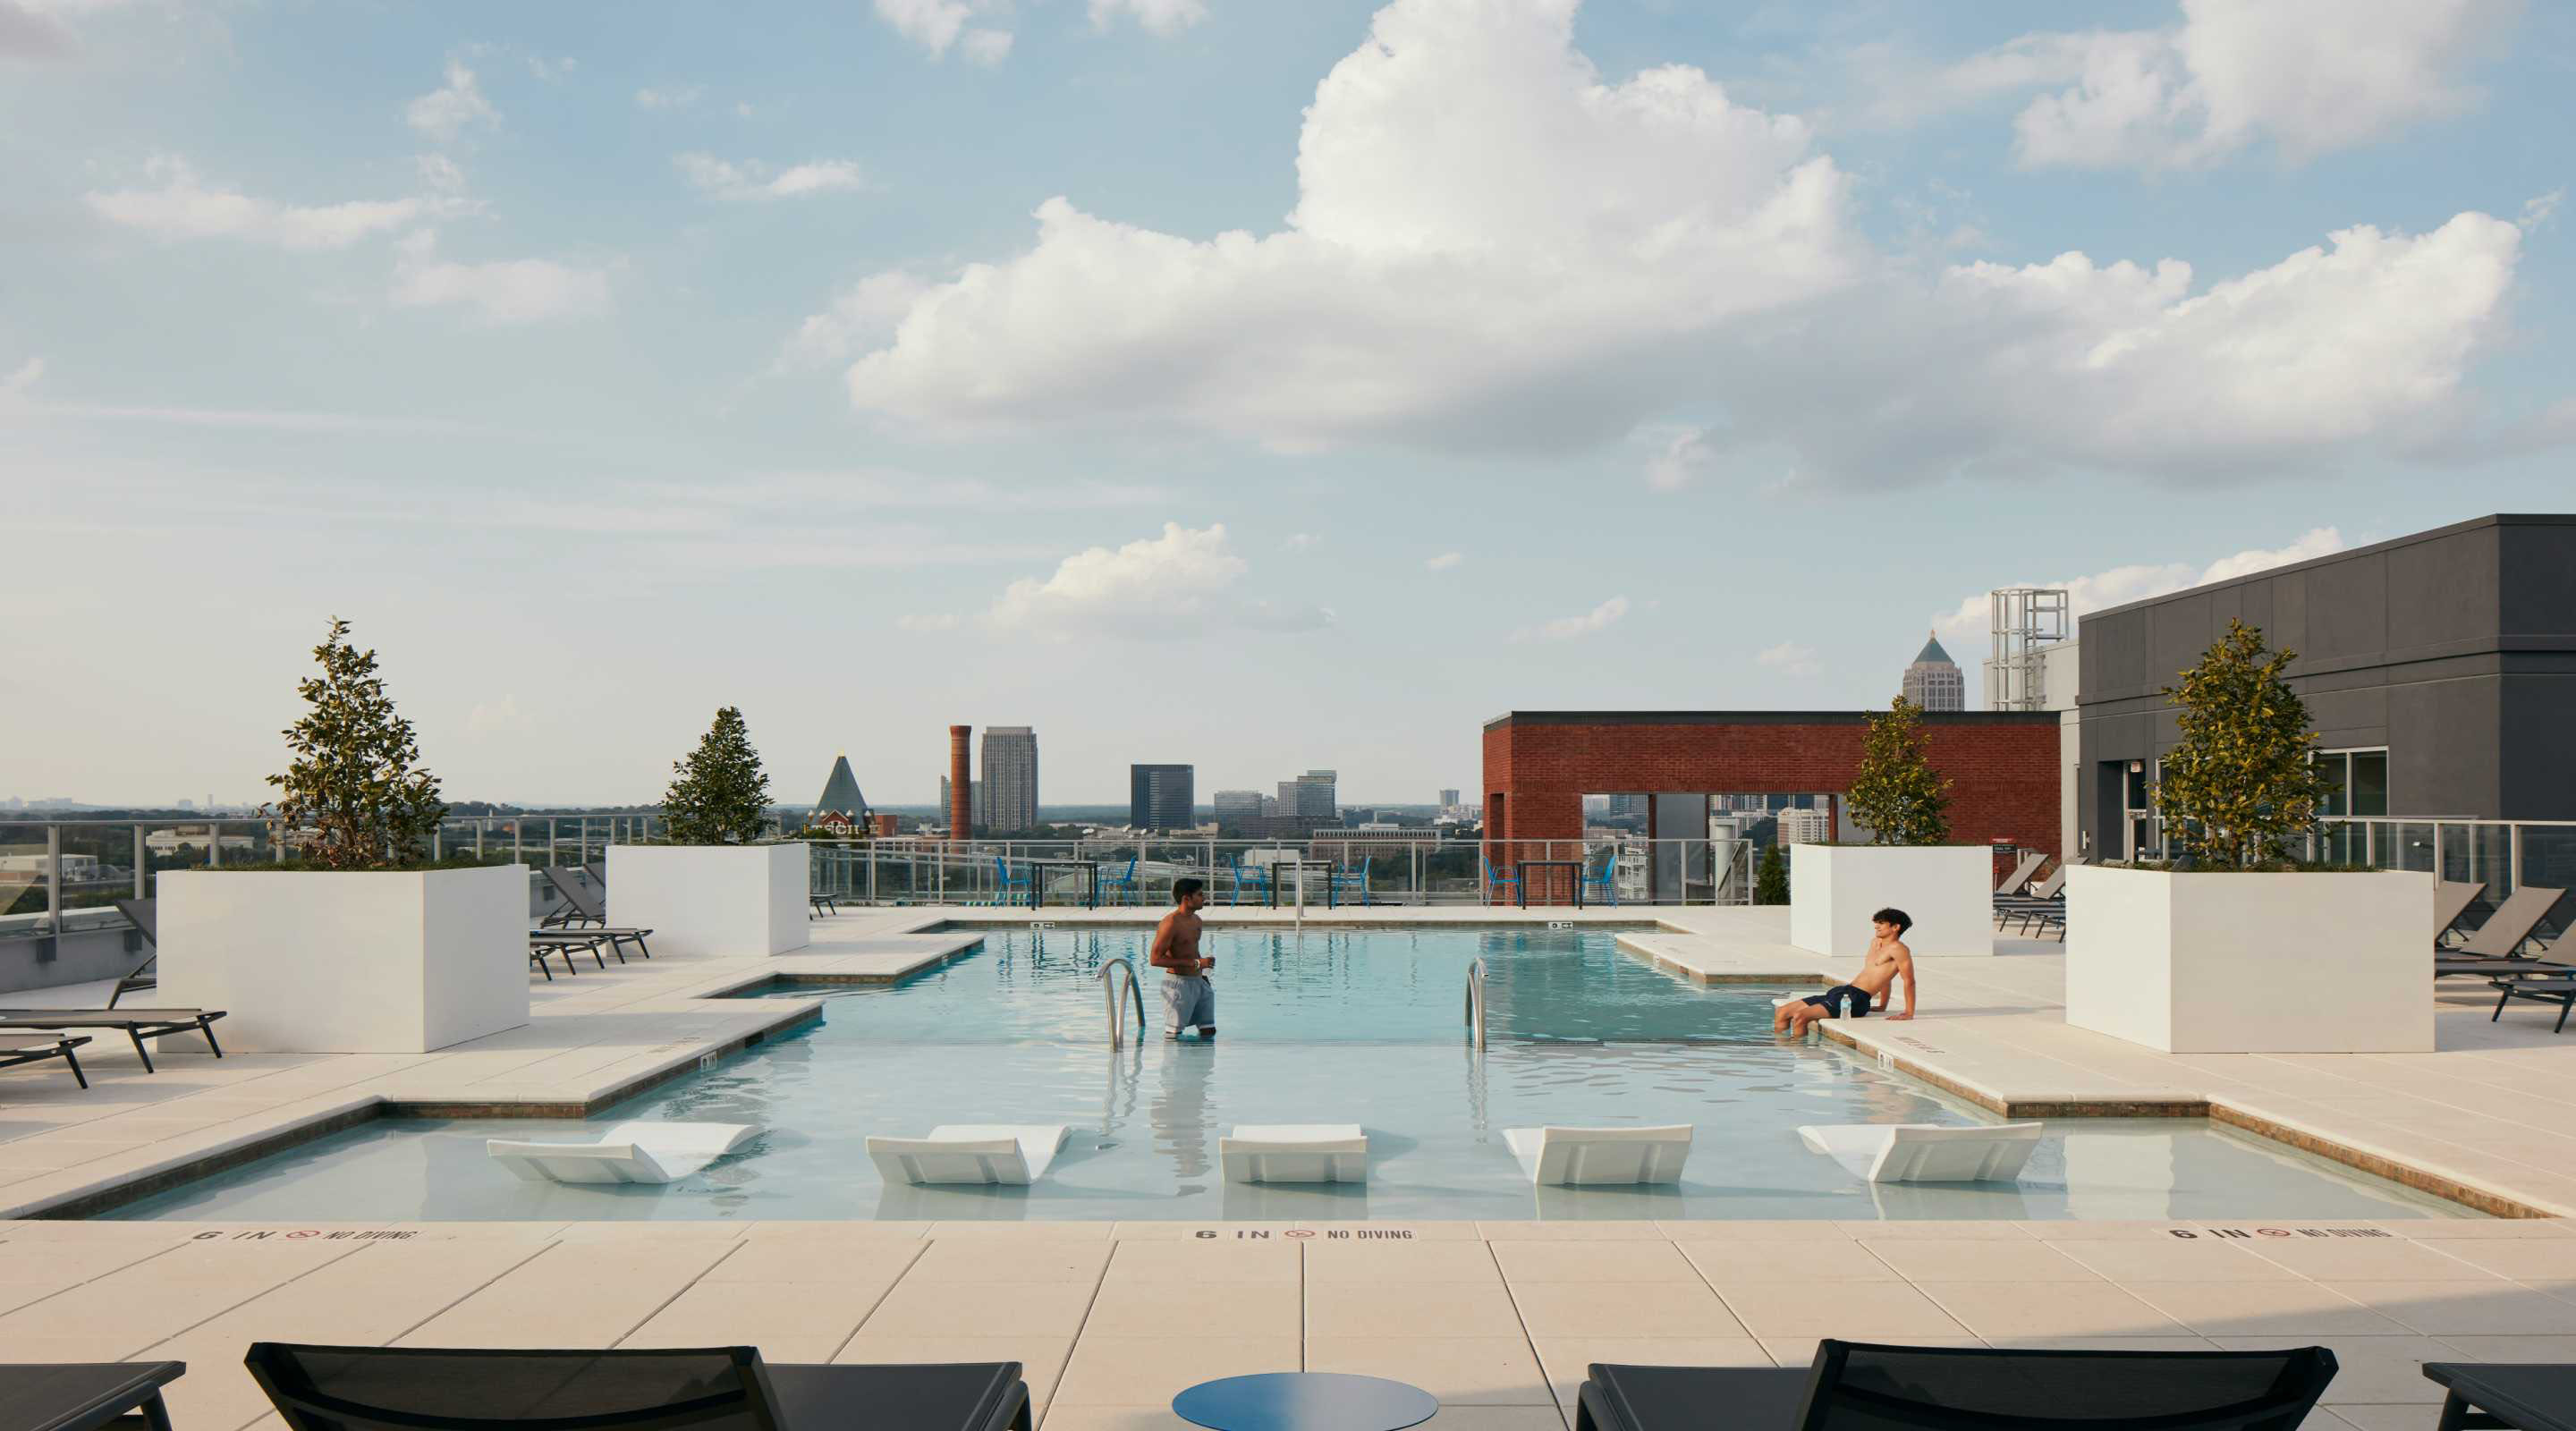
[1503,1124,1693,1185]
[486,1121,758,1185]
[1798,1122,2043,1184]
[867,1124,1068,1186]
[1220,1124,1368,1184]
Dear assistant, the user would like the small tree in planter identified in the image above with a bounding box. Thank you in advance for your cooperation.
[2153,619,2331,869]
[1844,695,1952,846]
[663,706,775,845]
[1753,843,1789,904]
[266,617,447,869]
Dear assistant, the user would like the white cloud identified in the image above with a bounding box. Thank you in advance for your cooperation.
[1282,532,1318,551]
[465,696,532,735]
[0,0,133,60]
[1089,0,1208,37]
[874,0,1011,63]
[1425,551,1463,572]
[895,612,962,631]
[84,157,431,251]
[634,84,702,109]
[675,153,868,201]
[388,230,610,325]
[827,0,1856,452]
[1970,0,2516,171]
[809,0,2544,484]
[415,153,468,195]
[985,522,1326,634]
[1643,426,1715,490]
[406,60,497,143]
[527,55,574,81]
[2,355,42,398]
[1932,528,2347,643]
[1513,595,1629,643]
[1757,640,1821,677]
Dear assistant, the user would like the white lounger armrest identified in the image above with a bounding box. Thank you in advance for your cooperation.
[869,1124,1070,1186]
[485,1121,757,1187]
[1221,1124,1368,1184]
[1502,1124,1693,1186]
[1799,1122,2044,1184]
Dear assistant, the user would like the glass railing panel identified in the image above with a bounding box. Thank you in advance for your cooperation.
[0,823,55,935]
[2380,822,2436,874]
[2521,826,2576,941]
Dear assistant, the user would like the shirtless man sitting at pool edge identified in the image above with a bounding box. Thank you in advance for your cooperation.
[1775,906,1916,1036]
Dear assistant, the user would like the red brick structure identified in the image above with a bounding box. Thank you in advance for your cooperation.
[1483,710,2061,874]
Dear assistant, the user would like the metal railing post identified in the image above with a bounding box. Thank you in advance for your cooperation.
[513,820,524,867]
[548,817,558,868]
[208,820,222,868]
[44,826,61,935]
[133,825,147,900]
[476,819,486,861]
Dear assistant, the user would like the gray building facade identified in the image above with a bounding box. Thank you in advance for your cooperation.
[2074,514,2576,860]
[979,726,1038,833]
[1130,764,1196,831]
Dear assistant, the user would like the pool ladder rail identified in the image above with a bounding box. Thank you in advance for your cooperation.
[1465,956,1487,1051]
[1098,956,1148,1049]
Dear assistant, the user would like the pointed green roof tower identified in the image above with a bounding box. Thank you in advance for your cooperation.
[1913,632,1954,666]
[813,753,869,822]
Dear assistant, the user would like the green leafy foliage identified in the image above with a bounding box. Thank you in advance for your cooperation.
[2153,618,2332,869]
[663,706,775,845]
[1753,843,1790,905]
[1844,695,1953,846]
[264,618,447,871]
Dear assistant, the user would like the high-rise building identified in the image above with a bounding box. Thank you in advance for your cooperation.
[979,727,1038,833]
[1212,790,1265,825]
[1439,788,1460,808]
[1130,764,1195,831]
[1776,808,1834,844]
[1277,768,1336,818]
[1902,631,1966,712]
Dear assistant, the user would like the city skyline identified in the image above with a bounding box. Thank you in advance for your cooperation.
[8,1,2571,805]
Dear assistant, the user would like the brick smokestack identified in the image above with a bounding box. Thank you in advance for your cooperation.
[948,724,971,842]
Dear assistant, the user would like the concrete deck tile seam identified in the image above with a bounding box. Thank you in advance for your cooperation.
[112,1241,384,1359]
[812,1238,930,1363]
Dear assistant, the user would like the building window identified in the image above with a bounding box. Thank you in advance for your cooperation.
[2314,749,2390,818]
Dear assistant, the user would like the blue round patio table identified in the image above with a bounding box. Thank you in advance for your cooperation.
[1173,1372,1438,1431]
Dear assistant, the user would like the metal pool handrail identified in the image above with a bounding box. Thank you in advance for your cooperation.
[1099,957,1148,1049]
[1465,956,1487,1051]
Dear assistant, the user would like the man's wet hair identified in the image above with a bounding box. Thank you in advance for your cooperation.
[1873,906,1913,935]
[1175,877,1206,901]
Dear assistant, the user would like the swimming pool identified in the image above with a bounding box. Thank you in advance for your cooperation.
[105,927,2478,1222]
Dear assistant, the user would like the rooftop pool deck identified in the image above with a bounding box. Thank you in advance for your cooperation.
[10,904,2576,1428]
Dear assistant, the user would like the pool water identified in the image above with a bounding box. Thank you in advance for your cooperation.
[105,927,2479,1223]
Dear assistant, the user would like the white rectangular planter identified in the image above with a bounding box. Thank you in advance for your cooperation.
[1789,844,1996,959]
[157,865,530,1054]
[607,843,809,957]
[2063,866,2434,1054]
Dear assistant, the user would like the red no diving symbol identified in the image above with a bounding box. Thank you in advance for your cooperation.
[1285,1229,1316,1239]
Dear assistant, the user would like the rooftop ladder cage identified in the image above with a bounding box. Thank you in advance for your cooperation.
[1988,587,2071,712]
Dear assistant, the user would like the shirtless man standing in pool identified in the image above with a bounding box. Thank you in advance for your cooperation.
[1149,878,1216,1040]
[1775,906,1916,1036]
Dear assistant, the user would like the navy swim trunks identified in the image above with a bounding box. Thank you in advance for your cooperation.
[1801,983,1872,1018]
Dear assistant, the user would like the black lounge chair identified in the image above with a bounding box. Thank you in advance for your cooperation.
[0,1029,94,1088]
[244,1343,1030,1431]
[2436,879,2488,949]
[1996,864,2072,936]
[0,1008,225,1072]
[530,930,614,978]
[0,1359,186,1431]
[2436,885,2570,978]
[1993,851,2046,898]
[1576,1340,2335,1431]
[108,896,163,1006]
[2490,977,2576,1033]
[539,868,653,958]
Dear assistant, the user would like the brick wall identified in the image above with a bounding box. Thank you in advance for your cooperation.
[1481,714,2060,857]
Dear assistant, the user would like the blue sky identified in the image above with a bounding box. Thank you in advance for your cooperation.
[5,0,2571,808]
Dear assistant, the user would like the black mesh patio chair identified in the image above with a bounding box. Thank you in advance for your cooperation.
[109,897,161,1006]
[244,1343,1030,1431]
[1575,1340,2336,1431]
[538,868,653,958]
[0,1008,224,1071]
[0,1029,93,1088]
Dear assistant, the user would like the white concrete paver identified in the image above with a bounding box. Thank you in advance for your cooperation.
[3,1219,2572,1428]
